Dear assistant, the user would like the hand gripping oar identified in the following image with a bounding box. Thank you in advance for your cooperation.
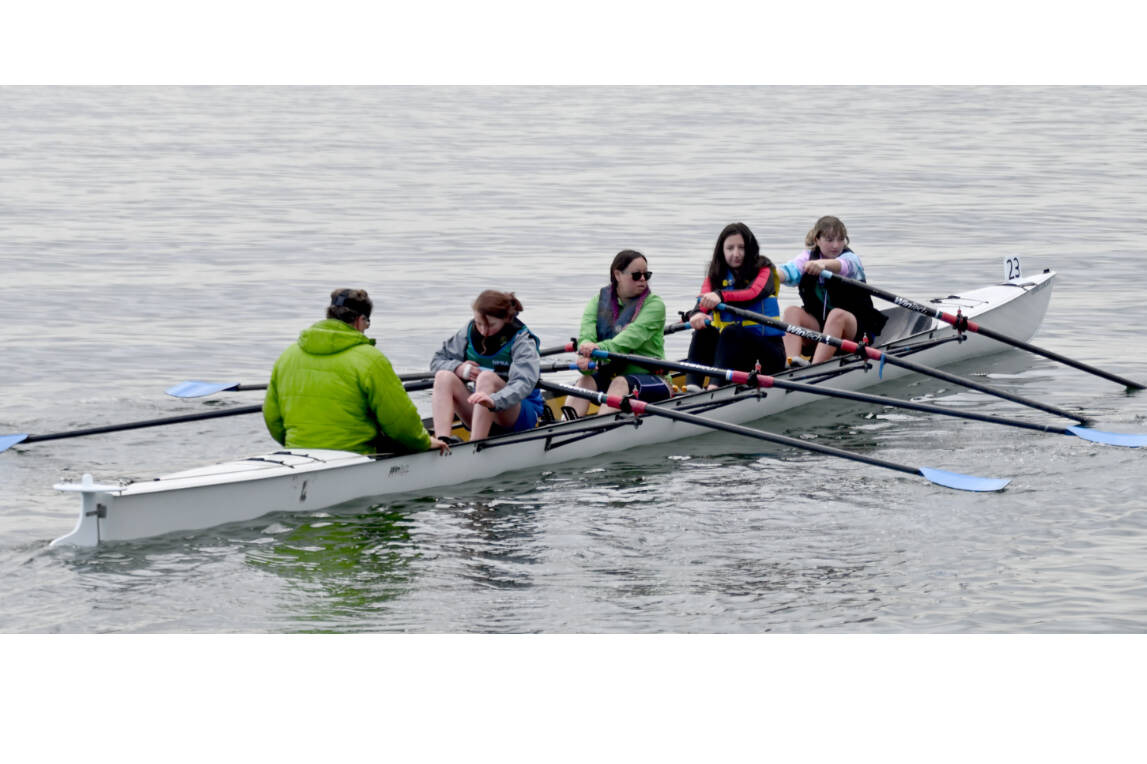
[166,362,591,399]
[557,320,693,357]
[2,378,439,454]
[587,349,1147,448]
[560,320,692,350]
[716,303,1090,425]
[538,380,1010,492]
[819,270,1144,391]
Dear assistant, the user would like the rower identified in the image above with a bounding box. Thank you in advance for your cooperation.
[429,290,544,443]
[263,288,450,455]
[567,249,672,417]
[682,222,787,391]
[775,215,888,364]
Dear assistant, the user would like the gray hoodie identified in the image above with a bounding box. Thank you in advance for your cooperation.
[430,323,541,411]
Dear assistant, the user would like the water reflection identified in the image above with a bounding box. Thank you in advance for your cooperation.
[432,492,543,591]
[243,500,429,630]
[233,475,551,629]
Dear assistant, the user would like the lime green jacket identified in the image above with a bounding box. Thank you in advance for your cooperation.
[263,319,431,455]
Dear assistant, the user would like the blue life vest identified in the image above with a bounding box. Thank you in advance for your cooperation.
[711,267,784,337]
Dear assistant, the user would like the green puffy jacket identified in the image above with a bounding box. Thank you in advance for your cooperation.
[263,319,431,455]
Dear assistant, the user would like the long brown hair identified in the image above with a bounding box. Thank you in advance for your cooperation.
[472,290,523,321]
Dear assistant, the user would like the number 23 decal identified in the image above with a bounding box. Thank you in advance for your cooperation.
[1004,256,1022,281]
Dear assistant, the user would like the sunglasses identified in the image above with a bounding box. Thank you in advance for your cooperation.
[627,271,653,281]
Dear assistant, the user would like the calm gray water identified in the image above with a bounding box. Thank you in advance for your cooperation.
[2,86,1145,633]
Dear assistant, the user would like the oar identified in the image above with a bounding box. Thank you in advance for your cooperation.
[166,381,266,398]
[716,303,1090,425]
[819,271,1145,391]
[0,404,265,454]
[587,349,1147,448]
[163,317,697,400]
[166,361,591,399]
[1,378,439,454]
[555,320,693,356]
[165,320,694,398]
[167,374,429,398]
[539,380,1010,492]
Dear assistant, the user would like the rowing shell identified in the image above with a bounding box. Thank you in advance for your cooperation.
[50,271,1056,547]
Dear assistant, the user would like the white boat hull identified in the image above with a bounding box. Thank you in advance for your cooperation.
[51,272,1056,547]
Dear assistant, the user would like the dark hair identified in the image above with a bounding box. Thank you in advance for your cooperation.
[472,290,523,320]
[706,222,773,289]
[609,249,648,291]
[327,288,372,325]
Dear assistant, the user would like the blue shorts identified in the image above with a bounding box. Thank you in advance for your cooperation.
[490,388,545,435]
[624,373,672,403]
[589,371,672,403]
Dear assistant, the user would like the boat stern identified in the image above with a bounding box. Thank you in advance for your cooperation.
[50,474,123,548]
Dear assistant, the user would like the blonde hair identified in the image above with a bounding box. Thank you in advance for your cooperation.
[804,216,849,249]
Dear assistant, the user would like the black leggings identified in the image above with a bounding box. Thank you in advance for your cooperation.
[685,325,786,387]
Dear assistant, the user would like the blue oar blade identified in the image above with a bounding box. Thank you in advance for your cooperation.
[0,433,29,453]
[165,380,240,398]
[1066,426,1147,448]
[919,466,1011,492]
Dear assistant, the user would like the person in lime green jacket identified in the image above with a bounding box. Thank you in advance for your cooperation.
[568,249,670,417]
[264,288,449,456]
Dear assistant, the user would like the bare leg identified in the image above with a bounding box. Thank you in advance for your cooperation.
[469,371,522,440]
[432,369,475,438]
[567,375,598,417]
[812,308,858,364]
[595,376,631,415]
[782,306,820,360]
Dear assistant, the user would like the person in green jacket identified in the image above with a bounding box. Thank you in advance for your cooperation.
[264,288,449,456]
[568,249,670,417]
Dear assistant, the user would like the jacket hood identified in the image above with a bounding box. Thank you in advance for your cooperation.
[297,318,376,356]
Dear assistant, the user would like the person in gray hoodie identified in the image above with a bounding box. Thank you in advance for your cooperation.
[430,290,543,443]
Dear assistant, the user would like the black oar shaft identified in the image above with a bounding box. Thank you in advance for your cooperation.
[858,343,1083,423]
[22,404,265,444]
[823,272,1144,391]
[554,320,691,355]
[541,379,1013,490]
[12,380,438,451]
[169,364,577,399]
[539,342,576,356]
[717,303,1088,424]
[958,321,1143,390]
[642,396,924,475]
[538,380,918,478]
[590,349,1076,437]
